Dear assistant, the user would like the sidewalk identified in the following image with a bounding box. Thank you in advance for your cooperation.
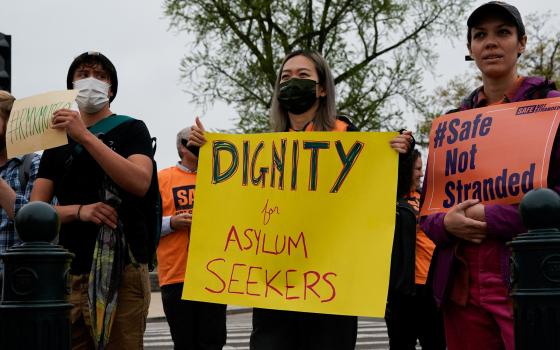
[148,291,251,322]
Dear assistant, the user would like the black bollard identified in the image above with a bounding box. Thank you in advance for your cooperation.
[0,202,74,350]
[508,188,560,350]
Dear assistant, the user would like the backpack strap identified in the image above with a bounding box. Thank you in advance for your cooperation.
[524,80,558,100]
[459,87,482,111]
[88,115,134,135]
[147,136,161,271]
[73,115,134,156]
[18,153,35,191]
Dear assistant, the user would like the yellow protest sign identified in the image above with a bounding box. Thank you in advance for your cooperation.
[182,131,398,317]
[6,90,78,158]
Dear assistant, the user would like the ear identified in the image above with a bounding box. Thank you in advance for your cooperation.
[467,42,472,56]
[317,84,327,98]
[518,35,527,54]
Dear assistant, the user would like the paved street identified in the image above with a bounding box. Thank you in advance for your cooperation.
[144,312,413,350]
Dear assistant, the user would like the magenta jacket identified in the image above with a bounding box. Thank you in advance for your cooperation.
[420,77,560,306]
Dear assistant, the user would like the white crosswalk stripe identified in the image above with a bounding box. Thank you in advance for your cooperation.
[143,316,415,350]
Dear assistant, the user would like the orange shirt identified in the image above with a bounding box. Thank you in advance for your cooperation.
[156,165,196,287]
[289,119,349,132]
[407,191,436,285]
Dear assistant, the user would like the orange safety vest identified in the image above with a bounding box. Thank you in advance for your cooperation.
[156,165,196,287]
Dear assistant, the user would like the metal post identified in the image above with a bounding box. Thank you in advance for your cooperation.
[509,188,560,350]
[0,202,74,350]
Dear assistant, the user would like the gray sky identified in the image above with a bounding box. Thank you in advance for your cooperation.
[1,0,559,167]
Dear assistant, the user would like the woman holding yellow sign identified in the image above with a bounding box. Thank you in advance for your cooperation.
[420,2,560,350]
[189,49,412,350]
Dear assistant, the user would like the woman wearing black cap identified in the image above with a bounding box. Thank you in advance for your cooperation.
[420,2,560,350]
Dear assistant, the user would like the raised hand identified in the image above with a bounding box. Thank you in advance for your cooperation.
[390,130,413,154]
[188,116,207,147]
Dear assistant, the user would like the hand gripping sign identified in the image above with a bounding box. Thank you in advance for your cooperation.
[182,131,398,317]
[420,97,560,216]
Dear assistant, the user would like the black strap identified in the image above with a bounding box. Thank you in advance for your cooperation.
[18,154,34,190]
[65,115,136,171]
[73,115,134,156]
[524,80,557,100]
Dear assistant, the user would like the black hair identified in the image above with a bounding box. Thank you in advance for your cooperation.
[397,149,422,198]
[66,52,118,102]
[270,49,337,132]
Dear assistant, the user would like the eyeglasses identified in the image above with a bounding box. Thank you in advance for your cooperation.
[181,139,188,147]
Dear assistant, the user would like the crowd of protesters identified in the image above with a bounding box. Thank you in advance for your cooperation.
[0,2,559,350]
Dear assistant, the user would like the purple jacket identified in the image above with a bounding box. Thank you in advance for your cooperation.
[420,77,560,306]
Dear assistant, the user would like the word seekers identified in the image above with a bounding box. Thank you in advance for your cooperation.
[211,138,364,193]
[203,224,337,303]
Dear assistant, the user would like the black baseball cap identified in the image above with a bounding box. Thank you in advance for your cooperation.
[465,2,525,61]
[66,51,118,102]
[467,1,525,39]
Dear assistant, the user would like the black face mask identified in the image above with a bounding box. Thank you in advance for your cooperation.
[277,78,318,115]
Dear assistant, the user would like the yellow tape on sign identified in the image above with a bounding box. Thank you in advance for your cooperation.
[182,131,398,317]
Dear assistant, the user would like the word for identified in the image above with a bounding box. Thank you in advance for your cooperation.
[433,114,493,149]
[224,224,308,258]
[443,164,535,207]
[204,258,337,302]
[211,139,364,193]
[516,104,560,115]
[7,102,72,143]
[261,199,279,225]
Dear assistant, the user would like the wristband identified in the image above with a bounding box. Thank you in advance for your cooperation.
[77,205,83,221]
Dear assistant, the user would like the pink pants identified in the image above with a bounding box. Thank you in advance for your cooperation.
[443,240,514,350]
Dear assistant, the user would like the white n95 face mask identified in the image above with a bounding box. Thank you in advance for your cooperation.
[73,77,111,113]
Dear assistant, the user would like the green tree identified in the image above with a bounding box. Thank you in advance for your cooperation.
[416,71,480,147]
[519,13,560,83]
[164,0,472,132]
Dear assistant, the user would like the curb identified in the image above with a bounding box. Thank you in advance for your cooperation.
[147,316,167,323]
[227,307,252,315]
[147,307,252,323]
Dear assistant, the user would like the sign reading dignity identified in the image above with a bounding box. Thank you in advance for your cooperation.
[182,132,398,317]
[6,90,78,158]
[420,97,560,216]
